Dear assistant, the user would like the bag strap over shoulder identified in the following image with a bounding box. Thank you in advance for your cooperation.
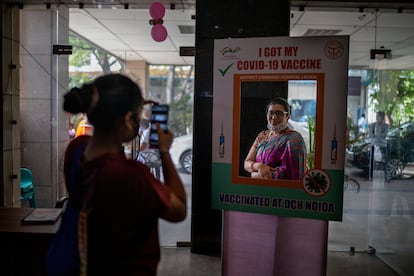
[78,204,89,276]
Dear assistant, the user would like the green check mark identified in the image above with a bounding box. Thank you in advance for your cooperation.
[218,63,234,76]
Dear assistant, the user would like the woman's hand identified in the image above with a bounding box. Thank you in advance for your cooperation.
[156,123,173,153]
[251,162,273,179]
[156,123,187,222]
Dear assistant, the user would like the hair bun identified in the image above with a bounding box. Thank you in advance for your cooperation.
[63,87,91,114]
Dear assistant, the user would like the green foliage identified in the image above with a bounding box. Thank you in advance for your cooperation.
[169,93,193,137]
[307,115,315,153]
[69,35,95,88]
[69,74,94,89]
[306,115,316,169]
[69,35,91,67]
[148,65,194,137]
[369,70,414,126]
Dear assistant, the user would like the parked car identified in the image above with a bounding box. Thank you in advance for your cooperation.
[346,137,376,172]
[170,134,193,174]
[347,121,414,181]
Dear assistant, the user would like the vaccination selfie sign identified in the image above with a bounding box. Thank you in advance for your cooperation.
[211,36,349,221]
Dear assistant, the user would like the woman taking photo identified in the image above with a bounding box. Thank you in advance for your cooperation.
[47,74,186,276]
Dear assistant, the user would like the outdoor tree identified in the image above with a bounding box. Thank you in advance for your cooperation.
[68,35,93,88]
[68,34,124,131]
[370,70,414,126]
[94,51,123,74]
[169,66,193,136]
[396,71,414,122]
[169,93,193,136]
[148,65,194,137]
[69,34,124,88]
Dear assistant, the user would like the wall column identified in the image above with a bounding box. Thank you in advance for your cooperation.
[19,5,70,207]
[1,3,21,207]
[125,60,148,98]
[193,0,291,254]
[194,2,328,275]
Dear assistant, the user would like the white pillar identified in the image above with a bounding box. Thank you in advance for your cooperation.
[19,4,70,207]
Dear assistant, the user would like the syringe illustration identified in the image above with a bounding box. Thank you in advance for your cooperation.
[219,121,225,158]
[331,123,337,164]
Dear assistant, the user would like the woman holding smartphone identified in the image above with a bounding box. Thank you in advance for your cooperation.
[47,73,186,276]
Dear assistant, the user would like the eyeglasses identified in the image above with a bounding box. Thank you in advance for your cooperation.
[267,110,288,117]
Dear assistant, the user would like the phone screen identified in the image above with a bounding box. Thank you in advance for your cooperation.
[149,104,169,148]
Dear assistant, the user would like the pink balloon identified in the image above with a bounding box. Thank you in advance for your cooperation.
[151,24,168,42]
[149,2,165,19]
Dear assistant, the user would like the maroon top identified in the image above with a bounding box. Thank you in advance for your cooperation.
[65,136,171,275]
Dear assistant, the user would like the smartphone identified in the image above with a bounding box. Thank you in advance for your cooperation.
[149,104,169,148]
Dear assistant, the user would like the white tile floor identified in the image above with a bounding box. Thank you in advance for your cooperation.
[330,165,414,275]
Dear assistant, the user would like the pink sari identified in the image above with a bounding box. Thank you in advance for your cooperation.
[254,129,306,180]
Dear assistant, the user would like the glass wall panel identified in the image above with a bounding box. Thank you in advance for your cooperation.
[148,65,194,246]
[330,69,414,275]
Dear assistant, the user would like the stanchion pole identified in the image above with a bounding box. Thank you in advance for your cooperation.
[369,145,374,181]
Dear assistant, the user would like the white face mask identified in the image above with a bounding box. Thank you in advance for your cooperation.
[267,121,288,133]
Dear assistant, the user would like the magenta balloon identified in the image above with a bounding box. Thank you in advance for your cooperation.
[149,2,165,19]
[151,25,168,42]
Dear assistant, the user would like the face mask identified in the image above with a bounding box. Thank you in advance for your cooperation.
[267,121,288,133]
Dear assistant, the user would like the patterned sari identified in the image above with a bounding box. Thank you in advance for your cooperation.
[254,129,306,180]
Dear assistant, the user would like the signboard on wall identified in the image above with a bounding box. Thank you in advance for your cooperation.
[212,36,349,221]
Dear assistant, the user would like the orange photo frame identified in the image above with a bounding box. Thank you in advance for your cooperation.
[231,73,325,189]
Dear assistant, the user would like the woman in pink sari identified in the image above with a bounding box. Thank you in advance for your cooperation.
[234,98,325,276]
[244,97,306,181]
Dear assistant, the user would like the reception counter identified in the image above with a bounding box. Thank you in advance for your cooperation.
[0,208,61,275]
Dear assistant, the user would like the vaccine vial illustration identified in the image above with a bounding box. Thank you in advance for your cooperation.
[331,124,337,164]
[219,121,225,158]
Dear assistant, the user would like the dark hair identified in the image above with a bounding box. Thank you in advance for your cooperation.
[266,97,291,115]
[63,74,143,131]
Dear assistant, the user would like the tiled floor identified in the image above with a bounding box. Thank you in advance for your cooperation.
[157,247,399,276]
[157,164,414,275]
